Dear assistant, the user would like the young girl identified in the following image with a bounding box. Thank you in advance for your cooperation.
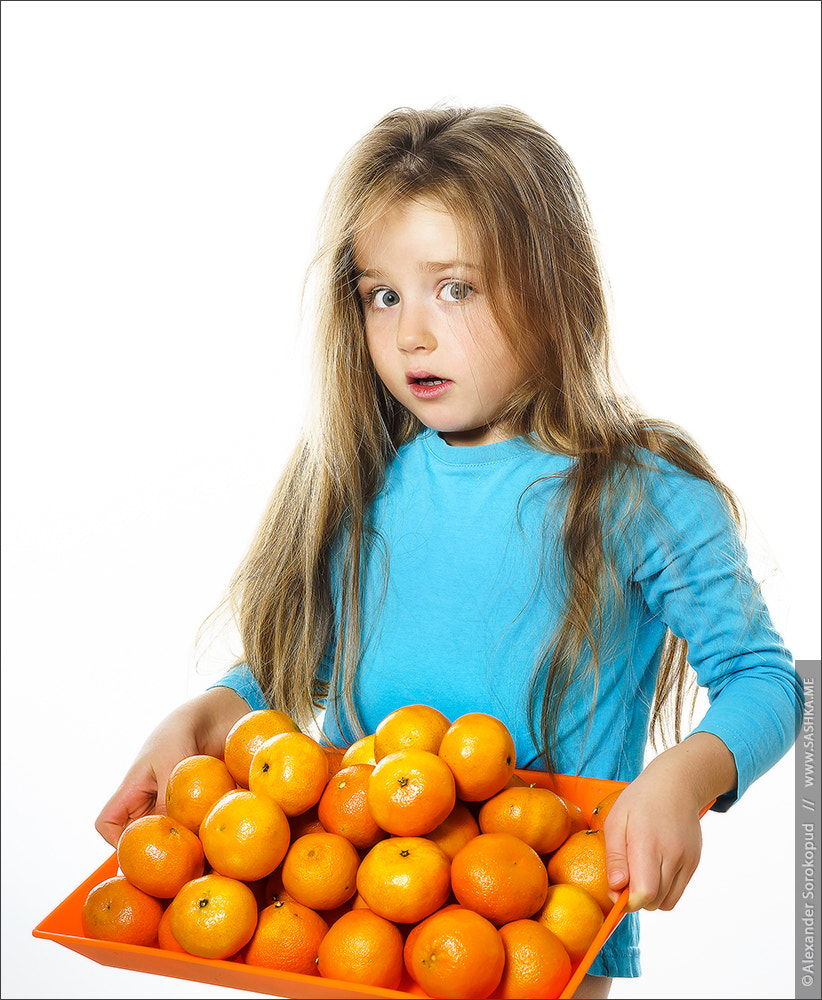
[95,106,801,998]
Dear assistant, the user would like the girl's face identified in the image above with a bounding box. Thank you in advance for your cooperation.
[355,198,520,447]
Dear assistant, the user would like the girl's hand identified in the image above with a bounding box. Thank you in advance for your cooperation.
[94,686,249,848]
[602,732,737,912]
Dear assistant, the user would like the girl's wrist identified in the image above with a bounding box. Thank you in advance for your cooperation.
[645,731,737,812]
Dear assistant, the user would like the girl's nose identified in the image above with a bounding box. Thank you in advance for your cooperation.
[396,304,437,353]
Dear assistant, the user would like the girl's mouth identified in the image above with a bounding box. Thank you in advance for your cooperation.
[407,371,453,400]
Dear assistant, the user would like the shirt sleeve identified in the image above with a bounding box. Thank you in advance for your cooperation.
[207,662,268,711]
[207,648,336,714]
[627,459,803,809]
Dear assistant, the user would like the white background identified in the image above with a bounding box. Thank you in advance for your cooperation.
[2,2,819,998]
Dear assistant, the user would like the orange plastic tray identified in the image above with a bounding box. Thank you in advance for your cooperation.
[33,770,633,999]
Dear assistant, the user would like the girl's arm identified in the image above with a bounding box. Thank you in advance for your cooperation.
[603,731,737,912]
[606,460,801,913]
[94,686,249,847]
[627,462,802,810]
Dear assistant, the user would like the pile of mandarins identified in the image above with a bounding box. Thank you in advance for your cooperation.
[82,705,623,1000]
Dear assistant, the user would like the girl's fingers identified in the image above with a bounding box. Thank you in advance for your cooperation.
[623,850,662,912]
[94,779,158,847]
[622,826,692,912]
[95,812,127,848]
[657,854,700,911]
[628,845,700,912]
[603,807,631,898]
[608,814,660,911]
[601,776,704,913]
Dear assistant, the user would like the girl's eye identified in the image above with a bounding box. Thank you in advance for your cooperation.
[370,288,400,309]
[440,281,473,302]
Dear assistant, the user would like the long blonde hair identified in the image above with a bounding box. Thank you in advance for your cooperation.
[225,106,742,767]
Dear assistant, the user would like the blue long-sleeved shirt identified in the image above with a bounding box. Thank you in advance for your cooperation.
[212,429,802,976]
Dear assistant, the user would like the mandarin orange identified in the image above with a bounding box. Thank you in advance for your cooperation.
[402,903,464,972]
[356,836,451,925]
[324,746,346,777]
[223,708,301,788]
[288,802,326,841]
[248,731,329,817]
[367,749,456,837]
[116,814,204,898]
[165,754,237,832]
[589,788,623,830]
[479,785,571,855]
[243,899,329,975]
[157,904,186,952]
[535,882,605,965]
[424,801,480,860]
[340,733,377,767]
[82,875,164,946]
[546,828,612,913]
[261,866,297,908]
[317,763,387,850]
[168,873,257,960]
[559,794,589,834]
[317,908,404,989]
[318,894,361,926]
[280,831,361,911]
[451,832,548,925]
[438,713,516,801]
[408,905,505,1000]
[374,704,451,761]
[492,919,572,999]
[199,788,290,882]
